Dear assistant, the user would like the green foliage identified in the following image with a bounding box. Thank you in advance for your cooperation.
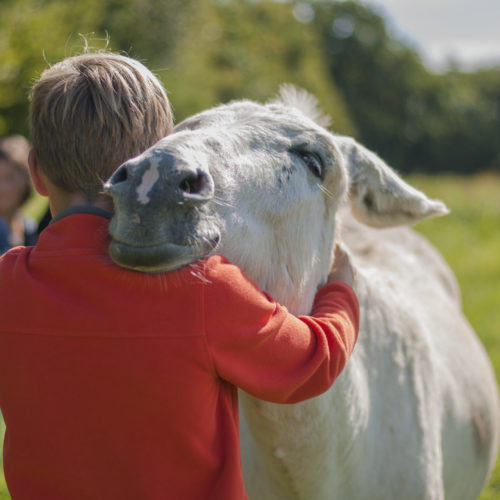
[0,0,354,139]
[0,0,196,137]
[93,0,195,64]
[314,0,428,167]
[1,0,499,175]
[0,0,107,136]
[164,0,355,132]
[312,1,500,174]
[428,69,500,173]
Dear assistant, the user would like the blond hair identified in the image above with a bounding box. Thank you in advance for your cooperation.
[29,52,173,199]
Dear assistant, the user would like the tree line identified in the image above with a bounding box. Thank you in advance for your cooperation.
[1,0,498,175]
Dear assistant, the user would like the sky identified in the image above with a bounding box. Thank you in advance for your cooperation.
[365,0,500,71]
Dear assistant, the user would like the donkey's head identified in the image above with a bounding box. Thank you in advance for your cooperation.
[105,86,447,312]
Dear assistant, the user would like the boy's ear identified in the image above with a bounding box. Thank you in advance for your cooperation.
[28,149,49,197]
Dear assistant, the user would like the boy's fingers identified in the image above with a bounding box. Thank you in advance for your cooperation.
[333,244,348,264]
[328,244,355,287]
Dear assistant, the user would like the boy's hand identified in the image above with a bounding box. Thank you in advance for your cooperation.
[327,244,355,287]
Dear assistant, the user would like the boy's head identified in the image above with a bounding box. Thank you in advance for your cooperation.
[29,52,173,201]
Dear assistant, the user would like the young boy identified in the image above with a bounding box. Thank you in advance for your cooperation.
[0,52,359,500]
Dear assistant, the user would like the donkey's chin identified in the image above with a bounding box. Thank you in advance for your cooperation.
[108,235,220,273]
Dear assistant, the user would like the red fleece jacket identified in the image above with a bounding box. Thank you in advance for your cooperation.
[0,209,359,500]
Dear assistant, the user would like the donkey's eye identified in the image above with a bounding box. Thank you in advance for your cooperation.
[292,149,324,180]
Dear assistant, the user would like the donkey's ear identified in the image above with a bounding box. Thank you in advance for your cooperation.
[334,136,449,228]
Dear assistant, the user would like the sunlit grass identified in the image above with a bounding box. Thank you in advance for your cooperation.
[0,477,7,500]
[22,191,49,222]
[1,174,499,498]
[0,418,6,500]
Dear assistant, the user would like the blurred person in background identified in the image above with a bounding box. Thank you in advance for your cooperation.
[0,135,38,251]
[0,217,9,254]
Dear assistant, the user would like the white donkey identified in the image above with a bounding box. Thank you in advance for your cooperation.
[104,87,499,500]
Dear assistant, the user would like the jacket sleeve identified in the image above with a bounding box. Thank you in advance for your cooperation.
[202,256,359,404]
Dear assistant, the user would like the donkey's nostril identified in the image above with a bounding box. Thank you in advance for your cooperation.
[109,165,128,185]
[179,172,206,195]
[176,169,213,205]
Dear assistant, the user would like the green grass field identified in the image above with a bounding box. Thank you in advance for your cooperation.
[0,174,499,498]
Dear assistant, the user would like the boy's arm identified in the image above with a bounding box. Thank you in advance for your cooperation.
[203,254,359,404]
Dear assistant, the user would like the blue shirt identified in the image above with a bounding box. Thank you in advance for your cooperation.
[0,217,9,254]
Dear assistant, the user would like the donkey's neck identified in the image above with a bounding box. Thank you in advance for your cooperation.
[239,238,367,499]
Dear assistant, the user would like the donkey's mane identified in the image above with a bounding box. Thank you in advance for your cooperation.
[269,84,331,128]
